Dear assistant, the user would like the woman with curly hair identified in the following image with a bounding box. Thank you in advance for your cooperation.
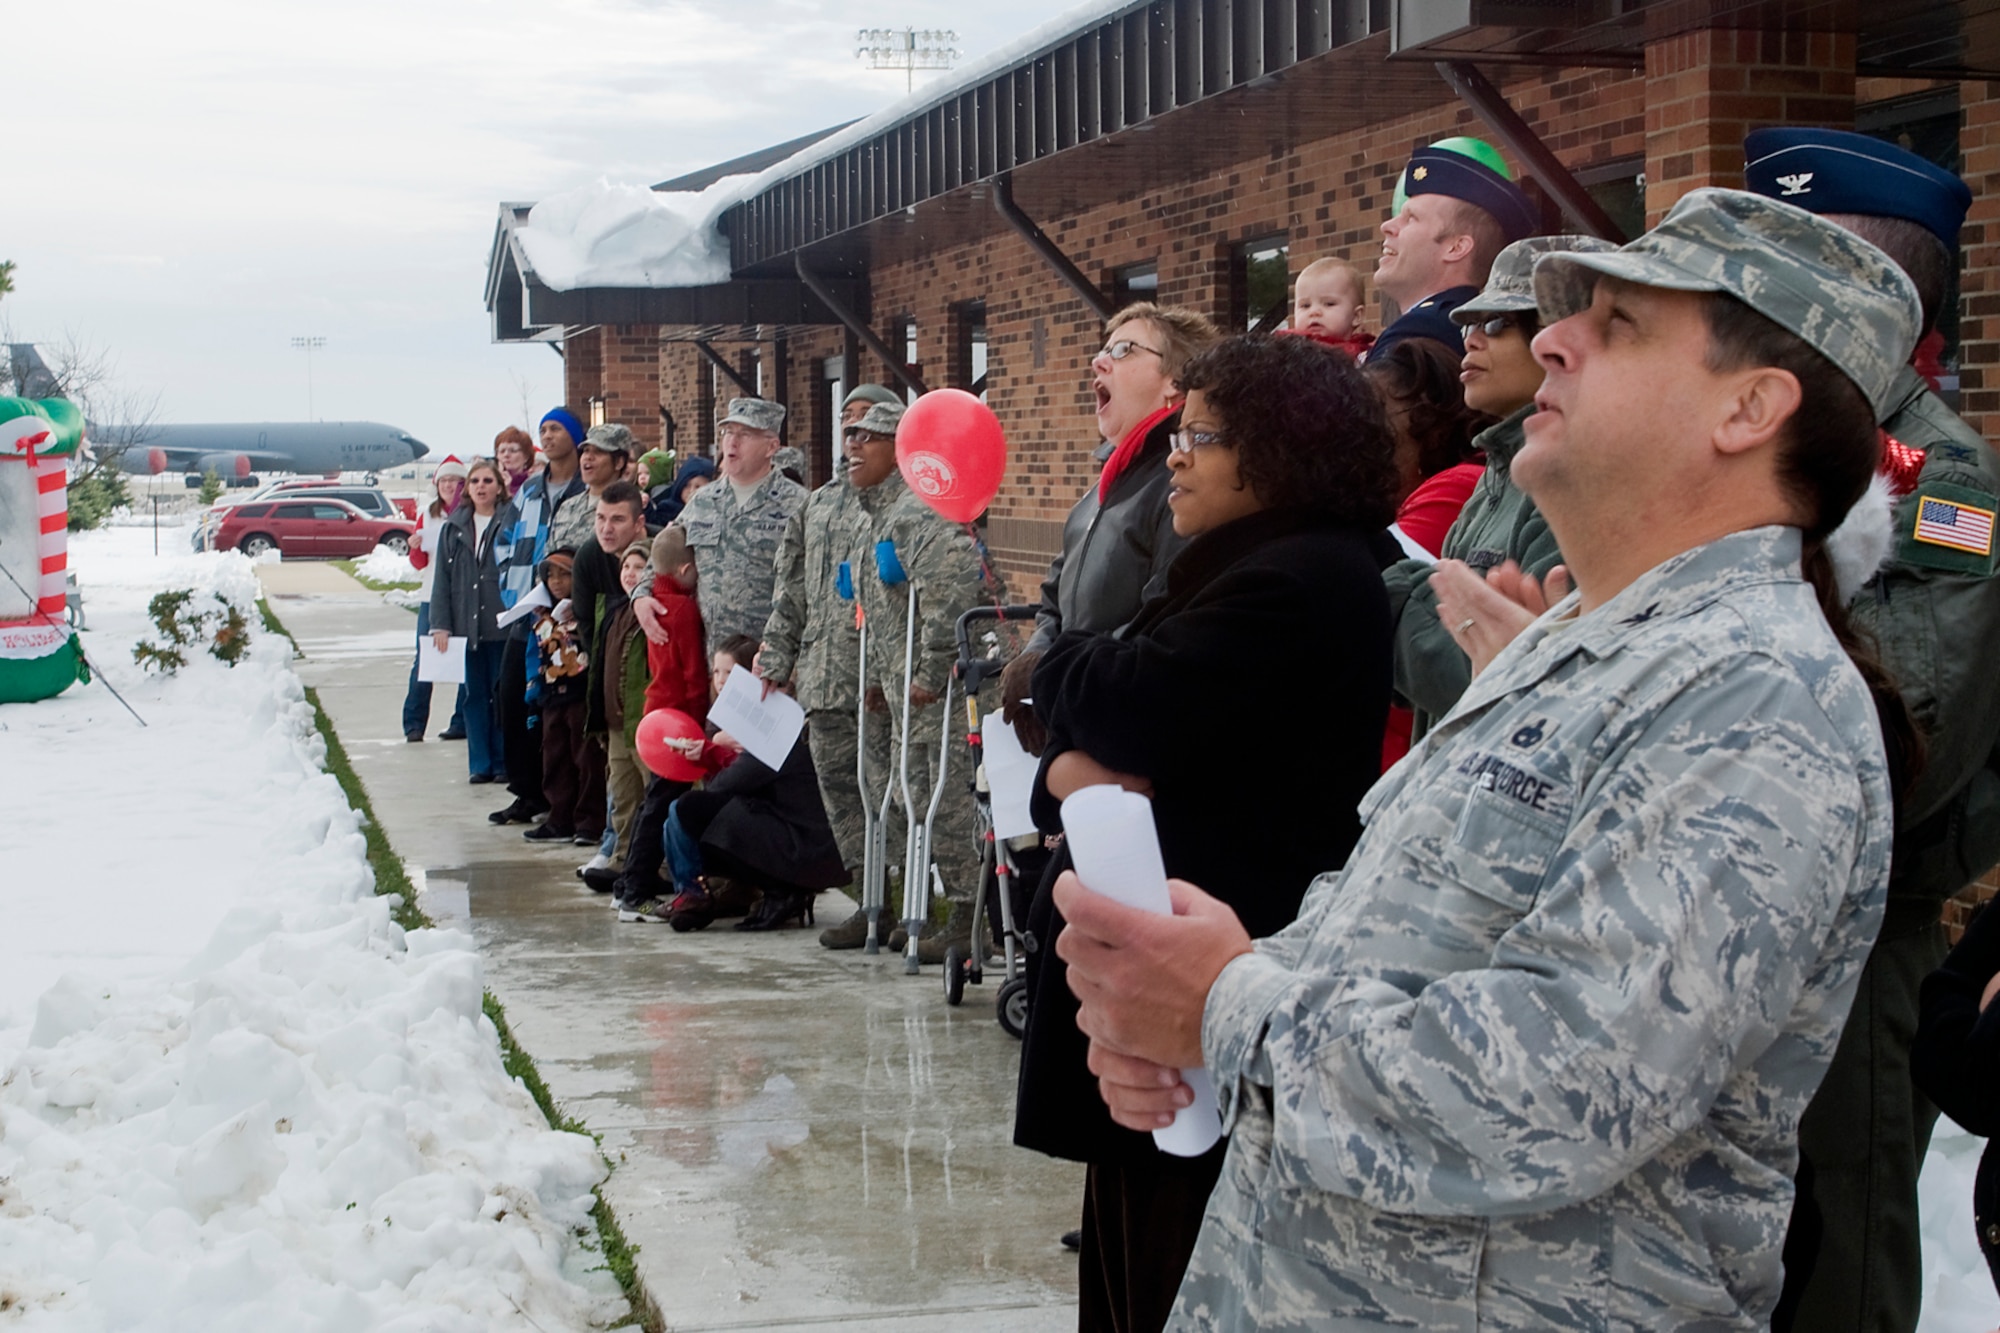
[1362,335,1495,555]
[1013,333,1401,1333]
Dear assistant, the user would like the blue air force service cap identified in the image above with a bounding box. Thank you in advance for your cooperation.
[1744,127,1972,248]
[1400,147,1540,245]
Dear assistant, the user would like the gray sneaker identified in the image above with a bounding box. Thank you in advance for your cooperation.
[619,896,671,923]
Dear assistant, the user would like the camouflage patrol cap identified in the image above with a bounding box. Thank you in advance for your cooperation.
[840,384,903,411]
[851,401,905,437]
[1453,235,1619,321]
[1533,188,1921,418]
[582,422,635,456]
[772,445,806,475]
[718,397,786,434]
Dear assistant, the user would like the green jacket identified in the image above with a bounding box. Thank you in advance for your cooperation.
[760,478,863,713]
[845,472,990,697]
[1383,406,1561,732]
[1852,367,2000,906]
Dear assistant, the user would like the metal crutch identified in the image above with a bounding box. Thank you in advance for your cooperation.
[875,540,929,973]
[905,668,957,975]
[851,595,891,955]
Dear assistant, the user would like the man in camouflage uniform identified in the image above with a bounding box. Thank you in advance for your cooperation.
[1380,235,1614,736]
[650,397,806,651]
[1739,128,2000,1333]
[760,386,905,950]
[841,400,993,965]
[1051,191,1914,1329]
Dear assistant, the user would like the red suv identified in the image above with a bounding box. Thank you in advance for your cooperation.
[214,498,415,559]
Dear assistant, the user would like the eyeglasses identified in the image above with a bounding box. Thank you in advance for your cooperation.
[1469,314,1533,339]
[1168,428,1227,454]
[467,476,500,485]
[1098,338,1166,363]
[843,428,887,442]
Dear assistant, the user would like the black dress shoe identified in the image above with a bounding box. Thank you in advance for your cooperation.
[468,772,497,785]
[404,732,423,743]
[488,798,545,825]
[523,823,575,843]
[734,890,815,932]
[438,727,466,741]
[1060,1229,1082,1252]
[580,866,621,894]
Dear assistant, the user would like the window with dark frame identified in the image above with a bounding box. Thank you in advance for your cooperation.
[1234,236,1290,331]
[1110,262,1158,313]
[951,301,989,396]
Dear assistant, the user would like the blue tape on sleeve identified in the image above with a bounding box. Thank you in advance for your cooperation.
[835,561,853,600]
[874,540,907,586]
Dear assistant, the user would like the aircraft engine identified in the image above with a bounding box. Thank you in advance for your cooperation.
[147,447,168,474]
[194,453,253,479]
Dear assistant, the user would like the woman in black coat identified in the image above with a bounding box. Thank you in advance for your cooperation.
[1014,334,1401,1333]
[1913,898,2000,1297]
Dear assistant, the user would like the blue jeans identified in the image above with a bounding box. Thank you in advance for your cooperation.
[462,639,507,779]
[402,604,466,739]
[663,803,705,894]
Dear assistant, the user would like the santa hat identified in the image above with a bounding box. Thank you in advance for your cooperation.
[433,455,469,484]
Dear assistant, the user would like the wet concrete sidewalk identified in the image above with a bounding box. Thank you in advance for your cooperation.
[258,563,1083,1331]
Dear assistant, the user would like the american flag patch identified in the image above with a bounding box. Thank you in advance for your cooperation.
[1914,496,1995,556]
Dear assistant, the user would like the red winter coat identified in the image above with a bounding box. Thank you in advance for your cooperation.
[642,575,710,725]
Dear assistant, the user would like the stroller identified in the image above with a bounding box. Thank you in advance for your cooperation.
[938,604,1050,1037]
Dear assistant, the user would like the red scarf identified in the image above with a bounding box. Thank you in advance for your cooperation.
[1098,403,1180,504]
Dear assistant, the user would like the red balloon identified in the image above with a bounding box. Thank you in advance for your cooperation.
[896,388,1006,524]
[636,707,707,782]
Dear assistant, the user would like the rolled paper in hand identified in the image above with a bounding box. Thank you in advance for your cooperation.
[1059,784,1224,1158]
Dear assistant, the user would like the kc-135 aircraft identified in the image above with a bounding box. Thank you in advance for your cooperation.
[7,344,430,480]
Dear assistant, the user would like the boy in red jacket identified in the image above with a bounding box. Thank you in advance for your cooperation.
[598,527,709,909]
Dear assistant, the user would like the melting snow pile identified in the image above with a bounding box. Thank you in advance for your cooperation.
[1918,1119,2000,1331]
[0,526,619,1330]
[515,176,749,291]
[351,544,418,587]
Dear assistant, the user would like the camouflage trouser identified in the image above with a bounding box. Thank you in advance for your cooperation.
[805,706,892,879]
[859,689,983,917]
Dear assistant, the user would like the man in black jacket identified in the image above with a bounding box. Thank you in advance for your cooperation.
[1000,302,1218,753]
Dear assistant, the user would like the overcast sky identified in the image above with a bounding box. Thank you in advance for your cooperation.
[3,0,1077,459]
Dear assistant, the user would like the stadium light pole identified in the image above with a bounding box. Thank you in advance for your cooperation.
[290,336,326,420]
[855,28,959,93]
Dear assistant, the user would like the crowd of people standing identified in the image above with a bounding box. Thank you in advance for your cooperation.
[377,124,2000,1333]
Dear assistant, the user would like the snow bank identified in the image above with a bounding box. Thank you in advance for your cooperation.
[0,526,620,1330]
[351,544,418,587]
[515,176,748,291]
[1918,1119,2000,1332]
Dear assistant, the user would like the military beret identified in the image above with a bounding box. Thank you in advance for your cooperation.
[1401,147,1540,245]
[841,384,903,411]
[1454,234,1619,322]
[718,397,786,434]
[1744,127,1971,249]
[1533,187,1921,419]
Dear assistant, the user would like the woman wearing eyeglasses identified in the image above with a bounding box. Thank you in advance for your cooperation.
[429,458,516,783]
[1013,334,1402,1333]
[998,302,1219,756]
[1380,235,1616,742]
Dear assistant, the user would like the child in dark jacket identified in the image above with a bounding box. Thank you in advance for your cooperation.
[600,541,660,884]
[526,550,604,844]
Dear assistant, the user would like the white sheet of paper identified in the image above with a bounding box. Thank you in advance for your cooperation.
[416,634,467,683]
[708,665,807,771]
[1059,784,1224,1158]
[495,581,553,628]
[980,712,1040,840]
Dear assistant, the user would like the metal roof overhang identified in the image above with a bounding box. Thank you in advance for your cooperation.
[1391,0,2000,78]
[721,0,2000,279]
[484,205,863,344]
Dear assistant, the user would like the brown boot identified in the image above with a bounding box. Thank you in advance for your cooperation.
[819,907,894,950]
[708,876,757,918]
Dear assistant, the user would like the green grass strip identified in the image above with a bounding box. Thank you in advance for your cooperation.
[332,557,421,597]
[256,598,302,657]
[281,601,656,1329]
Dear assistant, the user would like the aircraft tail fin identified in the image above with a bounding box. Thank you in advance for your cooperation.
[6,344,60,399]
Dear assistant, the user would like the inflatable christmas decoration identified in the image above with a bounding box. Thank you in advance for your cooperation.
[0,396,86,703]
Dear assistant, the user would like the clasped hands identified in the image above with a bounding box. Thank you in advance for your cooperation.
[1430,558,1571,677]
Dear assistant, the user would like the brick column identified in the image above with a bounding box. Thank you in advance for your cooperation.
[561,328,602,416]
[1643,28,1856,225]
[1959,83,2000,439]
[599,325,663,452]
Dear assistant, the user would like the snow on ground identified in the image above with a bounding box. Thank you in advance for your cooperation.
[350,544,418,587]
[0,527,621,1330]
[1919,1120,2000,1332]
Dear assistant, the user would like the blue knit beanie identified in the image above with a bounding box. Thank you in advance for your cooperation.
[539,407,586,450]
